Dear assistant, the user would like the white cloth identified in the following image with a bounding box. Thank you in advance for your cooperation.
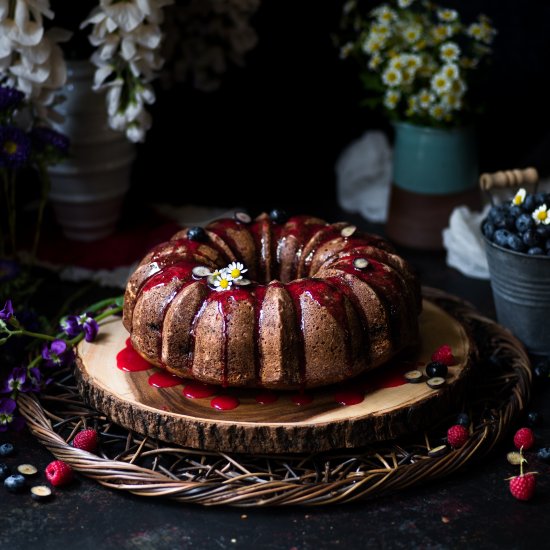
[336,130,392,223]
[443,205,491,280]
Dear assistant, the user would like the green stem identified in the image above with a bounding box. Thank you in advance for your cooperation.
[8,169,16,256]
[11,329,57,342]
[31,161,50,263]
[85,296,123,314]
[1,169,10,257]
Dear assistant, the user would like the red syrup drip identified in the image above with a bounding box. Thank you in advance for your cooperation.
[252,285,267,382]
[255,392,278,405]
[211,395,240,411]
[116,343,152,372]
[367,361,422,391]
[290,393,313,406]
[334,256,402,344]
[284,282,307,388]
[334,389,365,406]
[286,279,353,379]
[211,289,252,388]
[148,371,184,388]
[183,382,217,399]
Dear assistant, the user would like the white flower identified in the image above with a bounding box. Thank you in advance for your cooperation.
[389,54,407,70]
[340,42,354,59]
[227,262,248,281]
[440,42,460,63]
[441,92,462,111]
[467,23,483,41]
[375,6,396,24]
[406,95,418,114]
[431,71,451,95]
[383,89,400,109]
[432,24,452,43]
[429,102,448,120]
[382,66,402,87]
[363,35,383,54]
[532,204,550,225]
[213,270,234,291]
[83,0,173,142]
[418,88,434,109]
[403,24,421,44]
[512,189,526,206]
[401,68,415,85]
[437,9,458,22]
[368,53,382,70]
[441,62,459,81]
[404,54,422,70]
[397,0,414,7]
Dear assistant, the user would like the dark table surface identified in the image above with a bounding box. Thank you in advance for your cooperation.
[2,215,550,550]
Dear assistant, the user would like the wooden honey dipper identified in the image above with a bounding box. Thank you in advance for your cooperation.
[479,167,538,191]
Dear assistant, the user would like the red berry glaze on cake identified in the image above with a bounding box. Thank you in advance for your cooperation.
[122,213,422,390]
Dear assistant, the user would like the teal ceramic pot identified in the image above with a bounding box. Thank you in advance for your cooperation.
[393,122,478,195]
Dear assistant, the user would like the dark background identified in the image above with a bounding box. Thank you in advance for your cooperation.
[126,0,550,214]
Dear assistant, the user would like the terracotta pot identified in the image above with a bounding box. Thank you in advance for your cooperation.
[48,61,135,242]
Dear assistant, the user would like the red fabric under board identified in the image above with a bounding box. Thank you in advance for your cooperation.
[36,220,182,270]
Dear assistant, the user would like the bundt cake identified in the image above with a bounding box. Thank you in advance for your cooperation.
[122,212,422,390]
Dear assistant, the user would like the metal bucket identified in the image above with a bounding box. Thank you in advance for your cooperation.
[484,236,550,355]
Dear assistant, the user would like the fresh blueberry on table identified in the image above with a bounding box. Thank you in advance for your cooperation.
[4,474,26,493]
[0,463,9,481]
[0,443,14,457]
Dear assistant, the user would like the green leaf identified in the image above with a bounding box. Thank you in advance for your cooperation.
[115,296,124,308]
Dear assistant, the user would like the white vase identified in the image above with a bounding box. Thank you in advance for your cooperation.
[48,60,135,241]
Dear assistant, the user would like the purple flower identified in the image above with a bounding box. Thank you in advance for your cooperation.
[0,299,13,321]
[26,367,45,392]
[0,86,24,112]
[41,339,74,368]
[60,315,81,338]
[0,367,26,394]
[0,397,17,432]
[31,126,70,156]
[0,259,20,283]
[0,125,31,168]
[78,313,99,342]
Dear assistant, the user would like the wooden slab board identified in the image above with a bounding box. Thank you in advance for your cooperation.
[75,299,475,454]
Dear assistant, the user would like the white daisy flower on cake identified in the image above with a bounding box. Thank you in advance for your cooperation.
[532,204,550,225]
[431,71,451,95]
[382,66,402,87]
[213,270,234,291]
[383,89,400,109]
[512,188,526,206]
[227,262,247,281]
